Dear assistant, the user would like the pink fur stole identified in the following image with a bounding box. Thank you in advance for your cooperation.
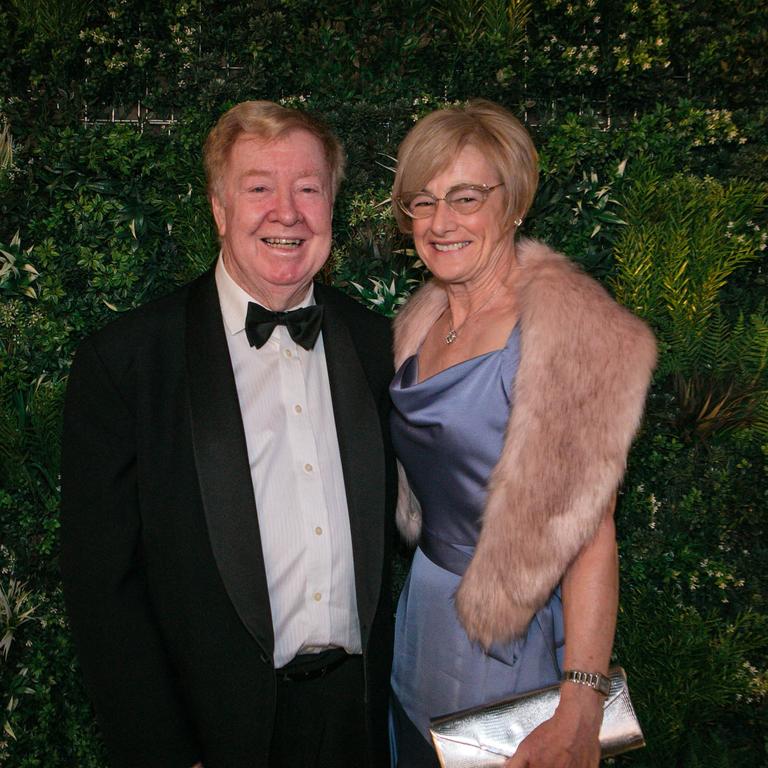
[393,239,657,647]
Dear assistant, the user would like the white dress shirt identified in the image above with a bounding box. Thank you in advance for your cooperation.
[215,257,361,668]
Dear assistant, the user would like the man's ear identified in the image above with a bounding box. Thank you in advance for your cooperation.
[210,193,226,237]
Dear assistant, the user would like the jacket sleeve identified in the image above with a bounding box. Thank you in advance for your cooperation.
[60,337,201,768]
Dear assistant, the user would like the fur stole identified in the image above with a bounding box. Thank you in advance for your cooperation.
[393,238,657,648]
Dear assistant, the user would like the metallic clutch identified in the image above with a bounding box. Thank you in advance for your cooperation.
[429,666,645,767]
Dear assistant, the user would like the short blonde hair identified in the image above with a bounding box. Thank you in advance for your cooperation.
[203,100,346,200]
[392,99,538,234]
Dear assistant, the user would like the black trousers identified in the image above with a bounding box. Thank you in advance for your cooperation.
[269,652,370,768]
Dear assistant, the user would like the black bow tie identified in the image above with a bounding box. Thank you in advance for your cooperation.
[245,302,324,350]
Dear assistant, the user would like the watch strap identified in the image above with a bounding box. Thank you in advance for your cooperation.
[561,669,612,696]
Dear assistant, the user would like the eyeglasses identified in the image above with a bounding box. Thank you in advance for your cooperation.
[396,183,504,219]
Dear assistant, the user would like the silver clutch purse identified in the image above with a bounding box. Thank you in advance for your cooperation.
[429,666,645,767]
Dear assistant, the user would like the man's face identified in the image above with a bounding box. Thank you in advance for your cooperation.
[211,129,333,309]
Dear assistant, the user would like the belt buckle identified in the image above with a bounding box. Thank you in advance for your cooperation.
[277,649,348,683]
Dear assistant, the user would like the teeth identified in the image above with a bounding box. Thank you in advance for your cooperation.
[264,238,302,247]
[434,241,470,252]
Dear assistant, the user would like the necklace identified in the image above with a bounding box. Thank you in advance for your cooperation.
[444,282,504,344]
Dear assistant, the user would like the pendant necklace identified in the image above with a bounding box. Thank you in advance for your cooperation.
[444,282,504,344]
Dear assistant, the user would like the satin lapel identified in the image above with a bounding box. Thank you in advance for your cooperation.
[315,283,386,645]
[185,271,274,658]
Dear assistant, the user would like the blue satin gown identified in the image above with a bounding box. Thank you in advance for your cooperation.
[389,326,564,764]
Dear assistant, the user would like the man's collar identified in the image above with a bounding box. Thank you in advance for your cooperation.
[214,253,315,336]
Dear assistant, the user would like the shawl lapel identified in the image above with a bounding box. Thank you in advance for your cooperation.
[394,239,657,647]
[315,283,386,646]
[185,270,274,658]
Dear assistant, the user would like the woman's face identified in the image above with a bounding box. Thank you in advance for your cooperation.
[409,144,510,289]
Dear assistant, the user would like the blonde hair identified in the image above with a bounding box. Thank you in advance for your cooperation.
[203,100,346,200]
[392,99,538,234]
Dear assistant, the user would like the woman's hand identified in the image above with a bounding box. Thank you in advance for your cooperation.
[504,684,603,768]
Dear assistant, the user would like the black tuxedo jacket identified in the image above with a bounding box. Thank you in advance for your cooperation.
[61,270,396,768]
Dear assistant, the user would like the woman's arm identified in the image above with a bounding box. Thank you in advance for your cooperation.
[505,499,618,768]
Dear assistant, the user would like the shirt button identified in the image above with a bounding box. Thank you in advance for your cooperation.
[315,526,323,536]
[313,592,322,602]
[283,348,293,359]
[304,463,313,473]
[294,404,303,414]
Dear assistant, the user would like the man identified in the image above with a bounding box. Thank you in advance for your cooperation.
[60,101,396,768]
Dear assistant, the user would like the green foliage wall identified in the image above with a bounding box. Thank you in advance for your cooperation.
[1,0,766,765]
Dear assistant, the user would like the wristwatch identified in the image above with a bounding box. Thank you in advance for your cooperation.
[561,669,612,696]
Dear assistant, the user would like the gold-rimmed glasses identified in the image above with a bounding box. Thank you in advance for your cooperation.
[396,183,504,219]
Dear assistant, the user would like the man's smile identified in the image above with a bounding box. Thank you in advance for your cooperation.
[262,237,305,249]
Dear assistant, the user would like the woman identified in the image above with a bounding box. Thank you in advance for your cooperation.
[388,99,656,768]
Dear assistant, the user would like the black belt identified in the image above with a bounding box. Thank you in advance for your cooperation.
[276,647,351,683]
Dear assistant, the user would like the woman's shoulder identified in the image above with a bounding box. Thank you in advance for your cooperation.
[516,238,657,366]
[393,279,448,368]
[516,237,597,288]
